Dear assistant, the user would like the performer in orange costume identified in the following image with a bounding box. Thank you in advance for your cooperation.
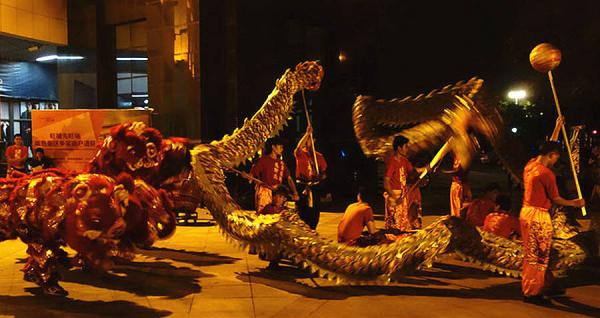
[249,137,299,214]
[482,194,520,239]
[520,117,585,304]
[338,187,378,246]
[449,156,472,217]
[383,136,427,232]
[465,182,500,227]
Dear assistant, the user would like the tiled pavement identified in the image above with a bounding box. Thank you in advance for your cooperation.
[0,211,598,318]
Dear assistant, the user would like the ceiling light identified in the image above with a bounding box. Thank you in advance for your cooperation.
[117,57,148,61]
[36,55,84,62]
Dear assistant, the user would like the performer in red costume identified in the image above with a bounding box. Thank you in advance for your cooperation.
[482,194,520,239]
[249,137,299,214]
[294,125,327,229]
[520,116,585,305]
[257,186,290,269]
[465,182,500,227]
[6,134,29,175]
[260,186,289,215]
[449,155,472,217]
[383,136,427,232]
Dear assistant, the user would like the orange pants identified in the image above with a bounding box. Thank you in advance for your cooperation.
[255,185,272,214]
[519,206,554,297]
[384,189,421,231]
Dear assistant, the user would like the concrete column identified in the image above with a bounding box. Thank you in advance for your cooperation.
[96,0,117,108]
[145,0,201,139]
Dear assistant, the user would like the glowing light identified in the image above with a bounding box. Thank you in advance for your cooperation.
[36,55,84,62]
[507,89,527,104]
[116,57,148,61]
[539,112,544,116]
[131,94,149,98]
[338,51,347,63]
[593,130,598,135]
[144,99,149,105]
[511,127,518,133]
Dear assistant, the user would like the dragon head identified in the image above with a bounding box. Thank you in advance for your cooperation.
[352,78,501,168]
[294,61,324,91]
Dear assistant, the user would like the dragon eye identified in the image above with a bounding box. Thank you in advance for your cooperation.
[127,145,136,155]
[146,143,157,158]
[73,184,90,200]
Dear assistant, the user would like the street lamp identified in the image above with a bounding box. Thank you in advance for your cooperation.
[338,50,347,63]
[507,89,527,104]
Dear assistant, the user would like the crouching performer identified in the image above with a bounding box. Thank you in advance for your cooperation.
[257,186,290,270]
[338,187,383,246]
[482,194,520,239]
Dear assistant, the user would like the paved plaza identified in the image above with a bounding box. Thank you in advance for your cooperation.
[0,211,598,318]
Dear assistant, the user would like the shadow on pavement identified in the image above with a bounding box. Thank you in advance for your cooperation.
[139,247,240,267]
[0,295,170,318]
[15,248,239,299]
[421,262,498,280]
[62,260,204,299]
[239,262,600,316]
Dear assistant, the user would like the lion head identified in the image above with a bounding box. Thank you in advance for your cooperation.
[89,122,163,181]
[62,174,132,270]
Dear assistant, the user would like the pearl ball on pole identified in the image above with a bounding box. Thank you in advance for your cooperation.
[529,43,562,73]
[529,43,586,216]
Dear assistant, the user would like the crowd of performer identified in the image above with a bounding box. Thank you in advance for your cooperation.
[237,112,589,305]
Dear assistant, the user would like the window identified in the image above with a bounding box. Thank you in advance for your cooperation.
[116,21,148,108]
[0,99,58,145]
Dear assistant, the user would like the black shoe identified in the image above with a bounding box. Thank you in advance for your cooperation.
[545,287,566,297]
[248,246,257,255]
[42,284,69,297]
[266,261,280,271]
[523,295,551,305]
[23,271,40,284]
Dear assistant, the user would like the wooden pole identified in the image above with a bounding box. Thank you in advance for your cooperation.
[547,70,587,216]
[301,90,320,176]
[224,166,272,189]
[401,139,452,201]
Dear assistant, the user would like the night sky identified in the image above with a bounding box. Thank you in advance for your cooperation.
[205,0,600,204]
[233,0,599,128]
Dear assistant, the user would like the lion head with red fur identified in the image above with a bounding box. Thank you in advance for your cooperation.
[89,122,191,186]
